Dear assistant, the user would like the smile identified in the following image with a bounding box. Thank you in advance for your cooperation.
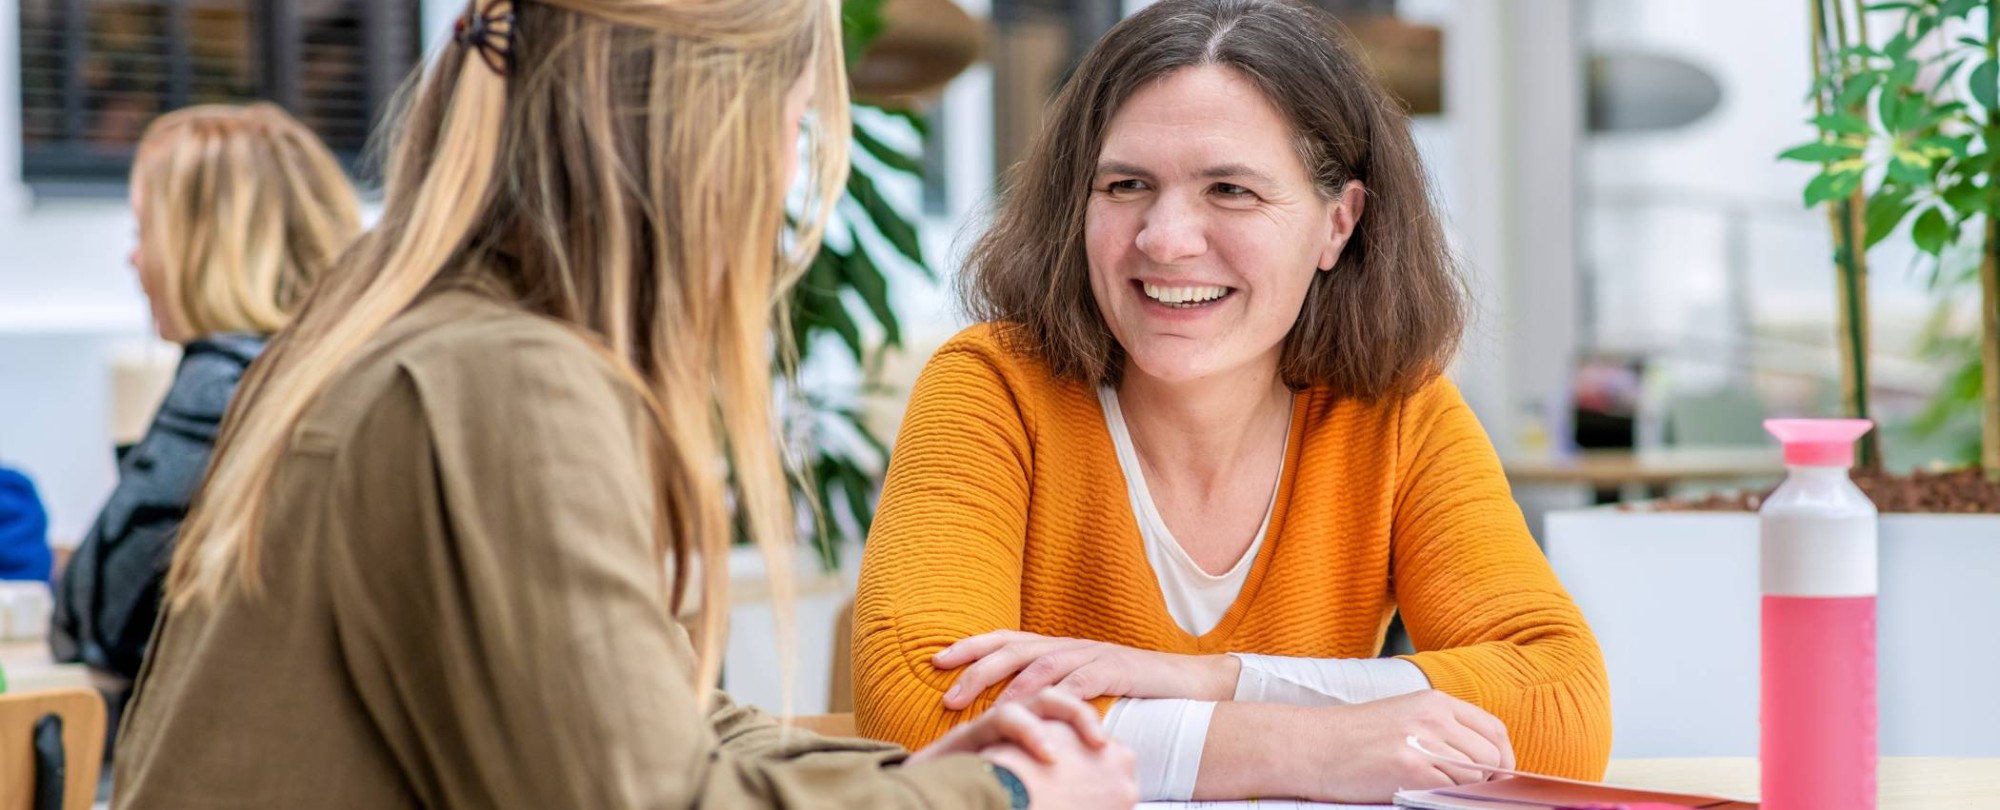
[1139,281,1234,308]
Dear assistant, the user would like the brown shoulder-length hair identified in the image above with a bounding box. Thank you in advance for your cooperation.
[961,0,1463,400]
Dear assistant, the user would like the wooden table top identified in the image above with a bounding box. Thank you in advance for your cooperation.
[1503,448,1784,487]
[0,639,93,694]
[1606,757,2000,809]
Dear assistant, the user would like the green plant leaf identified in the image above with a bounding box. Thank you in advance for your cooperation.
[1912,206,1951,254]
[1889,57,1921,88]
[1908,356,1976,437]
[1804,171,1844,207]
[853,122,923,175]
[1837,72,1883,109]
[1864,188,1916,247]
[799,251,866,362]
[1864,1,1919,10]
[1887,152,1932,184]
[842,411,892,459]
[1894,96,1931,132]
[842,0,890,69]
[847,169,926,267]
[1944,178,1986,215]
[1879,87,1906,132]
[1779,141,1866,162]
[1934,56,1972,94]
[1812,113,1871,135]
[841,227,901,348]
[840,460,880,536]
[1880,86,1912,132]
[1910,13,1941,47]
[881,106,931,138]
[1830,168,1866,200]
[1942,0,1981,18]
[1913,105,1969,136]
[1885,30,1915,62]
[1971,60,1999,112]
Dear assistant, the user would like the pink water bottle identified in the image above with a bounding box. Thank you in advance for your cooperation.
[1760,419,1877,810]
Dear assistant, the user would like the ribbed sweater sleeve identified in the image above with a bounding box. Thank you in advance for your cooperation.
[1389,378,1614,780]
[852,339,1043,751]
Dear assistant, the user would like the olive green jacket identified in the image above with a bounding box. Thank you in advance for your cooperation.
[113,290,1005,809]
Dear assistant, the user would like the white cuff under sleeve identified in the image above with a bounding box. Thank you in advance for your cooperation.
[1103,697,1216,801]
[1230,653,1432,706]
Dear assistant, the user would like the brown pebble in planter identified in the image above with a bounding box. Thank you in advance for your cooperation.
[1626,467,2000,514]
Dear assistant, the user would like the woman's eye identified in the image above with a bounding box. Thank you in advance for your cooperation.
[1213,183,1253,198]
[1103,179,1147,193]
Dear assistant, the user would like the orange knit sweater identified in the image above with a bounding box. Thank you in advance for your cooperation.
[853,325,1612,780]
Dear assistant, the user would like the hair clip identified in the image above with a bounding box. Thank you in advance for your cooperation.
[454,0,516,77]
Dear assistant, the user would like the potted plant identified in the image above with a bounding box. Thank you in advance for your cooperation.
[1539,0,2000,761]
[722,0,978,715]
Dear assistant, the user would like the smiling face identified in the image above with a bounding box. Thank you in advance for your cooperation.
[1086,64,1361,386]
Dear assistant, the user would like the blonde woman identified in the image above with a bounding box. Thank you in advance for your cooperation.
[52,104,358,719]
[110,2,1136,808]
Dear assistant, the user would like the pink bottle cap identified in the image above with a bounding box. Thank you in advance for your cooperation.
[1763,418,1873,467]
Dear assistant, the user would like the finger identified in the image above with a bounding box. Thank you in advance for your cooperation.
[1024,689,1108,747]
[1051,663,1111,702]
[945,646,1045,710]
[1440,722,1504,778]
[1446,699,1515,772]
[997,652,1084,704]
[1419,737,1492,786]
[961,702,1057,763]
[933,630,1027,669]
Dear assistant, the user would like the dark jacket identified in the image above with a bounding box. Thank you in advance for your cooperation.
[51,333,265,681]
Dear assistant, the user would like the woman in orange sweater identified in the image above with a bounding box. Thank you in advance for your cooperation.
[853,0,1611,803]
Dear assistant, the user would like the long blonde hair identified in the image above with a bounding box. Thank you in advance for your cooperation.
[167,0,851,693]
[132,103,360,339]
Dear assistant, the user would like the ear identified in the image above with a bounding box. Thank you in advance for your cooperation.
[1317,180,1366,271]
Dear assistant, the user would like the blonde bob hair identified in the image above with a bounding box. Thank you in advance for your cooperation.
[166,0,850,695]
[132,103,361,340]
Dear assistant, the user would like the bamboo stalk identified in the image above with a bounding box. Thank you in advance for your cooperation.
[1983,0,2000,481]
[1831,190,1881,469]
[1982,217,1999,480]
[1812,0,1882,467]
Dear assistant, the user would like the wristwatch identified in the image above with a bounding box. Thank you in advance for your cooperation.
[984,761,1031,809]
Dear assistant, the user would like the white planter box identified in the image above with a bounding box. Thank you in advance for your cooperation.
[1544,509,2000,758]
[719,544,858,716]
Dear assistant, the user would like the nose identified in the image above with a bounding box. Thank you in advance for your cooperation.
[1132,193,1207,265]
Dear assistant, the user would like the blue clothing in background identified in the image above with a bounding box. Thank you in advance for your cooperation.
[0,466,53,583]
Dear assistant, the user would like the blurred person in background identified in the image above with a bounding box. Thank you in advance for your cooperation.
[51,102,361,738]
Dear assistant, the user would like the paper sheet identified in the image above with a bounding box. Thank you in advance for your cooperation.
[1139,802,1392,809]
[1394,737,1759,809]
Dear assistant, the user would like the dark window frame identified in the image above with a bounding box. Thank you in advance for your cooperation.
[18,0,418,190]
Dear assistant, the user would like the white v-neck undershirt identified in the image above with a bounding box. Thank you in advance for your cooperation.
[1096,385,1287,637]
[1092,385,1433,802]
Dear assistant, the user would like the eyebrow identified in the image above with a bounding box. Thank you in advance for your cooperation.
[1094,160,1280,186]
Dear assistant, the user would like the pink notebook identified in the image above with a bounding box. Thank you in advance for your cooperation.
[1391,738,1759,810]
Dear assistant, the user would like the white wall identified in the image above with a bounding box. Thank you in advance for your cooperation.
[1583,0,1943,399]
[0,0,156,545]
[0,0,464,546]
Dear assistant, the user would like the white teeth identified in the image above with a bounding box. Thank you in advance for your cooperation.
[1141,282,1230,306]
